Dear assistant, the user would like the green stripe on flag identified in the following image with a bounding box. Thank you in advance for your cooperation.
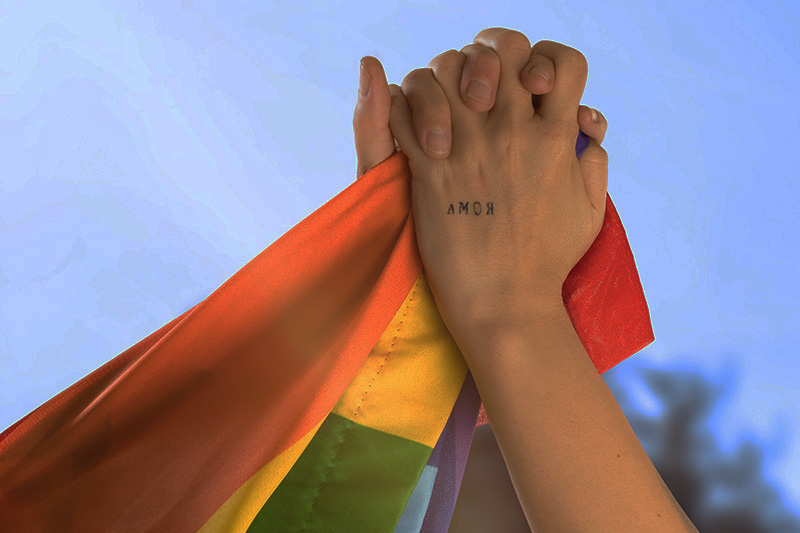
[246,412,433,532]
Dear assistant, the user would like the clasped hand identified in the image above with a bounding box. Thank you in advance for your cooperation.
[353,27,609,346]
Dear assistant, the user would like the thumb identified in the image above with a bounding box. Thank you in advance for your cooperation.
[353,56,397,180]
[577,138,610,236]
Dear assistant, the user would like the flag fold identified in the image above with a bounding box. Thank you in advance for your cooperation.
[0,132,654,532]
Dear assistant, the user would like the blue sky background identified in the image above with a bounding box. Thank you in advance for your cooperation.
[1,0,799,521]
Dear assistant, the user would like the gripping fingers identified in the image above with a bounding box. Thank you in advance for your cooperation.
[578,104,607,145]
[388,84,426,161]
[520,53,556,95]
[458,43,500,112]
[400,68,452,158]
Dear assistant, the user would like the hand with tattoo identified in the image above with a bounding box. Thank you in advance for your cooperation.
[393,30,608,348]
[352,28,609,351]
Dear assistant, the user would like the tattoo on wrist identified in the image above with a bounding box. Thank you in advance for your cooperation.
[446,201,494,215]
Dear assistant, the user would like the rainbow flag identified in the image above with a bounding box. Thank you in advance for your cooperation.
[0,132,654,532]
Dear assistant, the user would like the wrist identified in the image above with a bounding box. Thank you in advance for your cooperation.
[464,291,566,333]
[452,296,570,364]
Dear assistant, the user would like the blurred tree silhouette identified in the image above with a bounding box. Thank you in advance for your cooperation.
[602,356,800,532]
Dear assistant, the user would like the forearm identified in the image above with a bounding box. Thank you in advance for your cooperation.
[457,304,698,533]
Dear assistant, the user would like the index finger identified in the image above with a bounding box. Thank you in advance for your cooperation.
[529,40,589,122]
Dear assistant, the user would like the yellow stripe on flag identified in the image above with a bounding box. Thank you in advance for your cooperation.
[332,272,468,448]
[197,416,326,533]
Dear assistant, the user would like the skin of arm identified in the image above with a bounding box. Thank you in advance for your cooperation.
[454,302,699,533]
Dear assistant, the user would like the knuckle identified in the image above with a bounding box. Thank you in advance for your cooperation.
[532,40,588,74]
[398,74,448,126]
[401,68,432,91]
[491,29,531,55]
[563,47,588,73]
[461,43,500,67]
[428,49,465,73]
[461,44,499,79]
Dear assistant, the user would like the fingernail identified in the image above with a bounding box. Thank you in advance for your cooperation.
[528,66,550,84]
[359,61,370,98]
[426,128,449,155]
[591,108,599,122]
[466,78,491,104]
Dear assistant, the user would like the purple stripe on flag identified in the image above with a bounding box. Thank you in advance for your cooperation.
[419,370,482,532]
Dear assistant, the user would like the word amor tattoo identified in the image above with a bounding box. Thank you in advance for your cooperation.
[446,202,494,215]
